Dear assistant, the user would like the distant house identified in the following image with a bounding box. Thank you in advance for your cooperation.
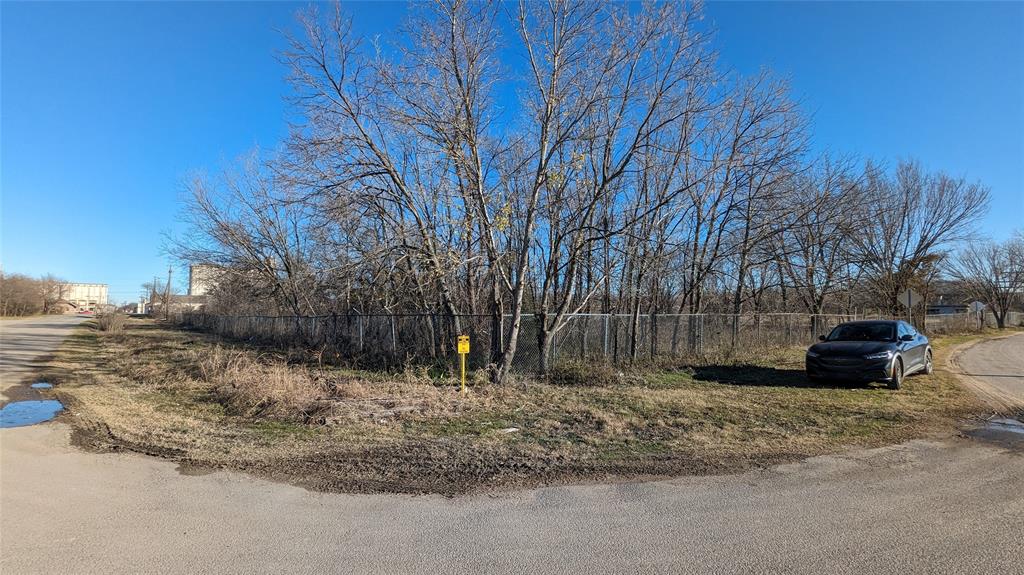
[926,282,970,315]
[927,303,968,315]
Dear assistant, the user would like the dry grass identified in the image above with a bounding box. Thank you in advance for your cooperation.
[197,347,326,420]
[38,318,1001,495]
[95,312,127,332]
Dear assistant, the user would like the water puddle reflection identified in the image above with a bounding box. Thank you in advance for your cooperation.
[0,400,64,428]
[964,416,1024,451]
[985,417,1024,435]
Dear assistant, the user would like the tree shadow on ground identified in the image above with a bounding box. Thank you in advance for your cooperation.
[691,365,875,390]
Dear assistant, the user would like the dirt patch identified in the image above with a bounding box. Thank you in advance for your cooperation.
[42,319,992,495]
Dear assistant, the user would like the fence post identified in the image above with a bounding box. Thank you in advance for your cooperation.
[358,314,364,351]
[332,313,338,347]
[580,315,588,357]
[390,315,398,353]
[603,314,610,357]
[698,314,704,356]
[648,314,656,359]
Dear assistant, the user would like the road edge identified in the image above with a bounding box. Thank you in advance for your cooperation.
[944,332,1024,414]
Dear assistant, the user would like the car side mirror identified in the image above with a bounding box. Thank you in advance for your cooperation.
[818,335,826,341]
[900,334,914,341]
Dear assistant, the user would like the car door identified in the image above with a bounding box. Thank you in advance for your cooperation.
[900,322,924,369]
[896,322,916,369]
[908,323,927,369]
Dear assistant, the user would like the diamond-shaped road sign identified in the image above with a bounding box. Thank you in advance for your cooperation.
[898,289,922,309]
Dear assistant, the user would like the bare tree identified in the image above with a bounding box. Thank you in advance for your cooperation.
[0,272,65,316]
[719,72,807,345]
[172,158,325,316]
[516,0,715,374]
[772,155,864,315]
[39,274,66,314]
[851,160,989,314]
[947,233,1024,328]
[280,4,471,329]
[170,1,1003,377]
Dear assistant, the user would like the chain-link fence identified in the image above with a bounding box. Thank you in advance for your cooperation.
[172,311,882,373]
[172,308,1021,374]
[924,310,1024,333]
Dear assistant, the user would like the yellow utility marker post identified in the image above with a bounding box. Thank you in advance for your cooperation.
[457,335,470,396]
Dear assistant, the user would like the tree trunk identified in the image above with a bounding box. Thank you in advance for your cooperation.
[488,281,503,368]
[536,318,552,376]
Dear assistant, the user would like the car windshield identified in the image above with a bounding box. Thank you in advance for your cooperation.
[826,323,895,342]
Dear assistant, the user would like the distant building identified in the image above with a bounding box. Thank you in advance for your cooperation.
[927,303,968,315]
[174,294,208,312]
[188,264,219,296]
[926,287,969,315]
[149,294,208,315]
[58,283,108,312]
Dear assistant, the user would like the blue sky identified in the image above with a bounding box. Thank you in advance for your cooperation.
[2,1,1022,303]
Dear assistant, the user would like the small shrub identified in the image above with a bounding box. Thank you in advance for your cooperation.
[96,312,127,332]
[548,360,621,387]
[198,346,328,421]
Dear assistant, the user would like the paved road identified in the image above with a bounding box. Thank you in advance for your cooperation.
[0,315,86,401]
[1,321,1022,574]
[955,332,1024,411]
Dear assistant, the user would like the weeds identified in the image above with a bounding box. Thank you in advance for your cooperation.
[197,347,328,421]
[95,312,127,332]
[548,360,623,387]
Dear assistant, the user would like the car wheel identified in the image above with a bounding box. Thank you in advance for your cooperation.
[923,350,933,375]
[888,358,903,390]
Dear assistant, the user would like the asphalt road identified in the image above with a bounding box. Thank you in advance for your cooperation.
[0,315,86,400]
[955,333,1024,411]
[1,319,1021,574]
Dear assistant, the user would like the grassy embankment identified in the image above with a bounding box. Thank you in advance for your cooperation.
[38,318,998,495]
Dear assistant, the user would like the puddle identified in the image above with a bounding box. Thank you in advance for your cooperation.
[986,418,1024,435]
[964,417,1024,451]
[30,382,53,389]
[0,400,65,428]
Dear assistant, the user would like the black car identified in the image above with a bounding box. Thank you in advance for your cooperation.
[805,320,932,389]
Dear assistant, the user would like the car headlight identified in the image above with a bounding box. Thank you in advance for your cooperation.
[806,350,820,358]
[864,351,893,360]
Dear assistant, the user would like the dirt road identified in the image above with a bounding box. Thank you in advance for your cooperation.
[1,321,1021,574]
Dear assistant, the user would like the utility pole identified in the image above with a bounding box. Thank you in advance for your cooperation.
[151,276,159,316]
[164,266,172,320]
